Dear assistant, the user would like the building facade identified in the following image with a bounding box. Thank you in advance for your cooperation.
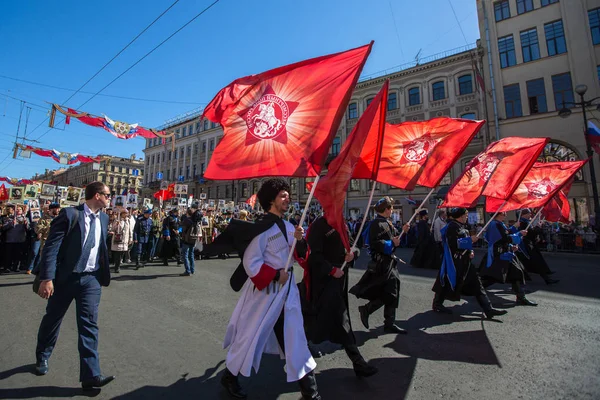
[143,44,489,222]
[477,0,600,222]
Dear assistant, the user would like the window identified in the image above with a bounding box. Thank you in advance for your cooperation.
[187,146,191,156]
[207,188,211,199]
[194,144,198,155]
[348,102,358,119]
[226,185,231,198]
[193,164,197,177]
[166,170,170,180]
[209,139,215,151]
[331,136,341,156]
[112,166,116,172]
[538,142,583,181]
[186,166,190,179]
[408,87,420,105]
[366,97,374,108]
[174,150,177,160]
[151,155,155,164]
[216,186,221,198]
[517,0,533,14]
[498,35,517,68]
[176,129,180,139]
[182,126,187,136]
[195,122,200,132]
[589,8,600,45]
[388,92,397,110]
[200,163,205,174]
[180,148,184,157]
[552,72,574,109]
[541,0,558,6]
[203,119,209,130]
[521,28,540,62]
[242,182,248,197]
[252,181,259,195]
[350,179,360,191]
[172,169,176,181]
[458,75,473,95]
[202,141,207,152]
[179,167,183,178]
[211,122,218,129]
[461,113,476,120]
[545,20,567,55]
[526,78,547,114]
[504,84,523,118]
[305,178,314,193]
[494,0,510,21]
[290,179,297,195]
[432,81,445,100]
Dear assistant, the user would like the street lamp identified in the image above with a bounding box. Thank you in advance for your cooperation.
[558,83,600,228]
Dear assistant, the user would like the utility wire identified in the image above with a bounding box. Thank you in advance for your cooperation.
[447,0,470,46]
[388,1,406,63]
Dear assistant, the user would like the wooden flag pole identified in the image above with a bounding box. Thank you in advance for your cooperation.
[284,175,321,273]
[398,187,436,240]
[461,200,508,256]
[430,199,444,233]
[525,207,544,230]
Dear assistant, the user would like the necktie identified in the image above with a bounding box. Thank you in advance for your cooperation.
[75,214,97,273]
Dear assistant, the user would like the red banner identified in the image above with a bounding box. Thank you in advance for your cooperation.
[245,193,257,209]
[202,42,373,179]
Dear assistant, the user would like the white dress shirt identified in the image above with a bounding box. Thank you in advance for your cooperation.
[83,203,102,272]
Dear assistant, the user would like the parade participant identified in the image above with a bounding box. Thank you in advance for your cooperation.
[161,208,182,266]
[202,208,215,246]
[350,196,409,334]
[3,205,29,272]
[180,203,202,276]
[111,210,132,273]
[300,215,378,378]
[219,178,319,400]
[149,210,162,260]
[26,207,42,275]
[478,212,537,306]
[37,203,61,252]
[410,209,437,269]
[133,208,153,270]
[34,181,115,389]
[432,208,507,319]
[238,210,248,221]
[517,209,559,285]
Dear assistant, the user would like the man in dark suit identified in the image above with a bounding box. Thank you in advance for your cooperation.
[35,181,115,390]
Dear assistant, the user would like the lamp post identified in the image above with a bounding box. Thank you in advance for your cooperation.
[558,84,600,228]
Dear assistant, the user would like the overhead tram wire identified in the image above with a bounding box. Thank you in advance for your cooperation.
[32,0,222,143]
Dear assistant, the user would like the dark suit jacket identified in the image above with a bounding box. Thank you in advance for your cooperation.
[38,204,111,287]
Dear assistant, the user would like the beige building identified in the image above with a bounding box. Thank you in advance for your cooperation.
[34,155,144,195]
[477,0,600,222]
[143,44,489,221]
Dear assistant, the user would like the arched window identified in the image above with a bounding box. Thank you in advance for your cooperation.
[365,97,374,108]
[388,92,397,110]
[432,81,445,100]
[408,87,420,106]
[458,75,473,95]
[461,113,477,120]
[330,136,341,156]
[347,102,358,119]
[538,141,583,181]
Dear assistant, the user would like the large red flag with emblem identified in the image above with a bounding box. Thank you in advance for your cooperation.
[202,42,373,179]
[442,137,549,208]
[354,118,484,189]
[542,184,572,223]
[486,160,588,212]
[314,81,388,251]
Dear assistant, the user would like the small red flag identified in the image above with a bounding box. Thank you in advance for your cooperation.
[0,184,8,201]
[202,42,373,179]
[245,193,257,209]
[315,81,389,251]
[486,160,588,212]
[355,117,484,190]
[153,183,175,201]
[442,137,549,208]
[542,185,572,223]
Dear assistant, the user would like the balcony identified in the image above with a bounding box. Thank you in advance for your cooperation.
[406,104,423,113]
[430,98,448,109]
[457,93,476,103]
[387,109,400,118]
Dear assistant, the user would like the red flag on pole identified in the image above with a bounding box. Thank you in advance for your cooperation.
[486,160,588,212]
[542,186,572,223]
[355,118,484,189]
[153,183,175,201]
[442,137,549,208]
[245,193,257,209]
[202,42,373,179]
[314,81,389,251]
[0,184,8,201]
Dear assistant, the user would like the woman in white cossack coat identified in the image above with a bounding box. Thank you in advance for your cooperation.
[111,210,132,273]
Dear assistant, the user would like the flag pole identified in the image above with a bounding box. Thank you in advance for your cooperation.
[460,199,508,256]
[284,175,321,273]
[399,187,436,240]
[339,179,377,270]
[525,207,544,230]
[430,198,444,233]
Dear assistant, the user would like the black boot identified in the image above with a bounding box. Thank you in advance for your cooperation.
[432,292,452,314]
[383,305,407,334]
[358,298,384,330]
[541,274,559,285]
[220,368,247,399]
[512,282,538,306]
[298,370,320,400]
[345,345,378,378]
[475,292,508,319]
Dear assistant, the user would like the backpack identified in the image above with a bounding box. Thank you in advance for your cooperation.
[184,220,203,243]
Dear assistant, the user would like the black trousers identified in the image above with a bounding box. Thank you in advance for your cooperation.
[5,242,26,271]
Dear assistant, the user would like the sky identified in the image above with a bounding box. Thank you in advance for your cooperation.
[0,0,479,182]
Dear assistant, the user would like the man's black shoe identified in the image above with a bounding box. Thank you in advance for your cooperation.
[353,361,378,378]
[35,360,48,375]
[516,296,538,306]
[180,272,191,277]
[545,278,560,285]
[383,324,407,334]
[432,303,453,314]
[484,308,508,319]
[81,375,115,390]
[358,305,369,330]
[221,369,247,398]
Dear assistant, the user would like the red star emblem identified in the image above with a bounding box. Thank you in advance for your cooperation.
[238,85,299,146]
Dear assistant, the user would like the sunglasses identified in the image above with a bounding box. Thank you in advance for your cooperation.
[99,192,112,198]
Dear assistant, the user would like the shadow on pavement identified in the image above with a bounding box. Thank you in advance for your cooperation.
[0,281,34,288]
[111,273,183,282]
[0,385,100,398]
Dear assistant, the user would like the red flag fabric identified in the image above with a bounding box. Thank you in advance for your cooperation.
[542,187,572,223]
[486,160,588,212]
[202,42,373,179]
[0,184,8,201]
[442,137,549,208]
[314,81,389,251]
[245,193,257,209]
[153,183,175,201]
[355,118,484,189]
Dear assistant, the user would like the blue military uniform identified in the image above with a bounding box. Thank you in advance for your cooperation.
[134,210,154,268]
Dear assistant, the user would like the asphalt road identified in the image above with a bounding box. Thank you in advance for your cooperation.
[0,248,599,400]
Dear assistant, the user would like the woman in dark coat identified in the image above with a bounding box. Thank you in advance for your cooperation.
[478,212,537,306]
[410,209,438,269]
[432,208,507,319]
[517,209,559,285]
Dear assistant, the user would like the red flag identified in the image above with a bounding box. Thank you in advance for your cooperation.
[153,183,175,201]
[245,193,257,209]
[542,186,572,223]
[305,181,314,192]
[314,81,389,251]
[0,184,8,201]
[355,117,484,189]
[486,160,588,212]
[442,137,549,208]
[202,42,373,179]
